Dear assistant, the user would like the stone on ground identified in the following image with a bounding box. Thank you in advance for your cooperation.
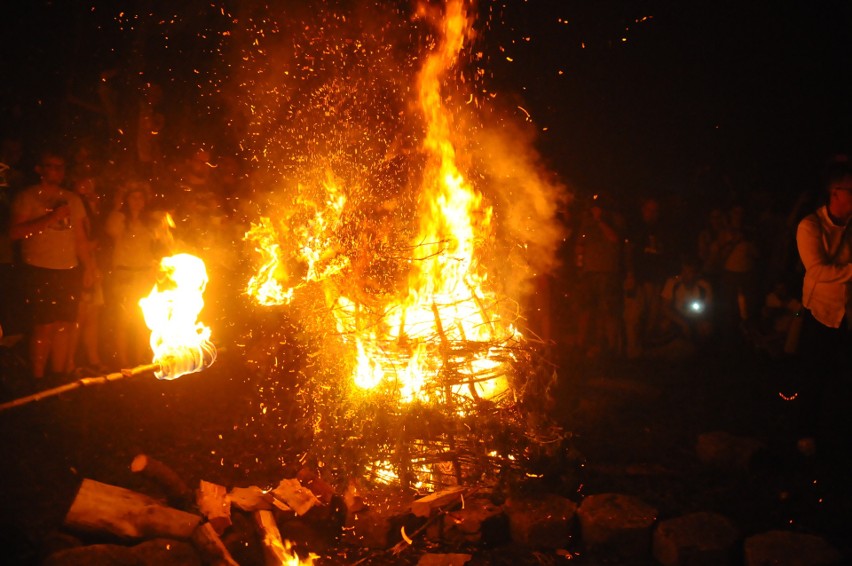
[43,539,200,566]
[417,553,472,566]
[504,493,577,548]
[696,431,765,470]
[438,495,506,544]
[577,493,657,559]
[653,511,738,566]
[744,530,841,566]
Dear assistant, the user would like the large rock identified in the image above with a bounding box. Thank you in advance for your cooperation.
[504,493,577,548]
[653,512,738,566]
[744,530,841,566]
[344,489,424,549]
[43,539,200,566]
[417,553,472,566]
[439,496,506,544]
[42,544,136,566]
[577,493,657,559]
[696,431,765,470]
[131,539,201,566]
[39,531,84,559]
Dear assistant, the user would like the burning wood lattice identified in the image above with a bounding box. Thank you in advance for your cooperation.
[305,310,561,491]
[240,0,568,491]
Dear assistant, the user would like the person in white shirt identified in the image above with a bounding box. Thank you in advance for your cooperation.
[9,151,95,379]
[793,159,852,456]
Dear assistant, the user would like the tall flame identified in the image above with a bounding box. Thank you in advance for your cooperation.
[245,0,522,406]
[139,253,217,380]
[332,0,519,404]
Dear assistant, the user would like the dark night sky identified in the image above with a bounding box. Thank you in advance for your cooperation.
[2,0,851,202]
[492,0,852,198]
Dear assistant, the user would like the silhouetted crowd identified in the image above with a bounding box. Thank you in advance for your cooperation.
[540,171,842,364]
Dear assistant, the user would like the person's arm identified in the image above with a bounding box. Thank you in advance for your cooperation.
[71,196,96,287]
[591,207,619,243]
[104,210,124,239]
[701,280,714,306]
[661,296,690,337]
[660,278,691,336]
[796,218,852,284]
[75,219,96,284]
[623,234,636,292]
[9,198,69,240]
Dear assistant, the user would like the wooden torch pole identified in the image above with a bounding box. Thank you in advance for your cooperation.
[0,363,161,413]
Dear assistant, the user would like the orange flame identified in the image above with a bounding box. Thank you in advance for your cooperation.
[139,253,217,380]
[245,176,348,304]
[268,538,317,566]
[332,0,519,404]
[246,0,521,408]
[245,217,293,306]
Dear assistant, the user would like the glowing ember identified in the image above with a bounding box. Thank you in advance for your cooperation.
[139,253,217,380]
[245,217,293,306]
[332,0,520,404]
[245,0,522,407]
[238,0,567,489]
[245,177,349,305]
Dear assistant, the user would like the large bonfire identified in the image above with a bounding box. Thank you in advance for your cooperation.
[238,0,567,488]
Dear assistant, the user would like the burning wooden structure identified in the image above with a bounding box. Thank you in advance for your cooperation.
[240,0,566,490]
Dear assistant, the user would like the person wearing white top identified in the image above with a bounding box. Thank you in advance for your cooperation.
[793,160,852,457]
[9,151,95,379]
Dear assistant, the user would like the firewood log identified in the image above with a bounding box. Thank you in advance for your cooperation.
[130,453,193,506]
[254,509,288,566]
[411,486,467,518]
[229,485,274,512]
[270,478,320,516]
[65,478,201,540]
[296,468,335,504]
[197,480,232,535]
[191,522,239,566]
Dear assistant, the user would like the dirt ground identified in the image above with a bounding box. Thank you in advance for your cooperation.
[1,333,850,565]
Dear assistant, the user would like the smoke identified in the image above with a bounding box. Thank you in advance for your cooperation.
[227,0,570,314]
[474,117,571,297]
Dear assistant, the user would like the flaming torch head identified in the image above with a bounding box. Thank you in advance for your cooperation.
[139,253,217,380]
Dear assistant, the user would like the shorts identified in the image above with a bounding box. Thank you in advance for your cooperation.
[21,264,82,324]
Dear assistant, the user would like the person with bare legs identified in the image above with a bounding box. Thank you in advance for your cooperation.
[575,195,625,358]
[67,176,107,374]
[9,151,95,380]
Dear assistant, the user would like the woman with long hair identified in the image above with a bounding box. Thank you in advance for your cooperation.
[104,181,163,367]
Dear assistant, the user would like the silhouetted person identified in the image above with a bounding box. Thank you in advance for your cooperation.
[624,196,677,357]
[575,195,624,358]
[67,176,107,373]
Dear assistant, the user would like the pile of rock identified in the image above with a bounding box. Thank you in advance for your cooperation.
[39,451,843,565]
